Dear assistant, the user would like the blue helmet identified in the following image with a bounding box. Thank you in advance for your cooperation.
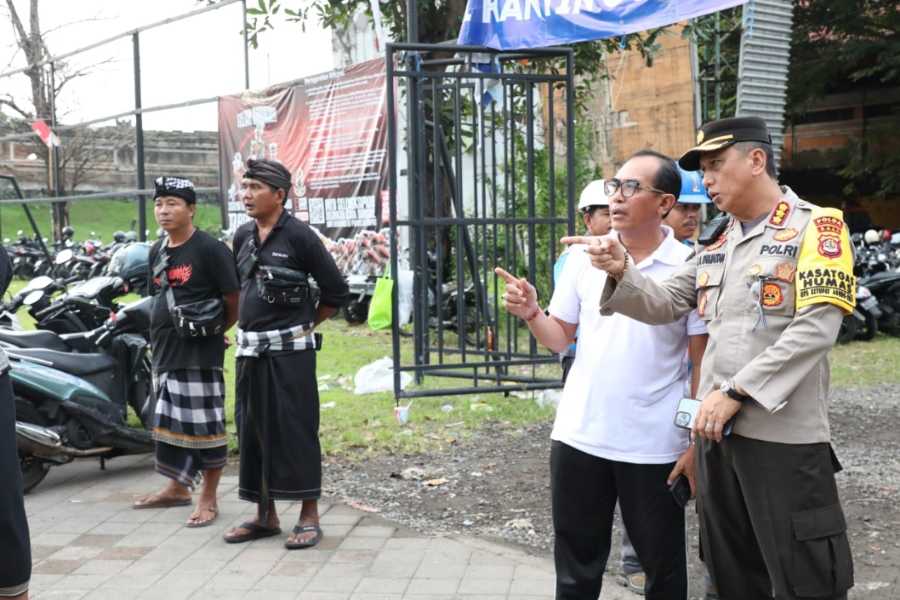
[677,168,710,204]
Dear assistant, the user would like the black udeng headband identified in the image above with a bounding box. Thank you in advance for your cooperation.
[244,158,292,195]
[154,176,196,204]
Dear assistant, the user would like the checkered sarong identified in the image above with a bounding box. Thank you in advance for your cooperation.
[152,369,226,449]
[235,322,317,357]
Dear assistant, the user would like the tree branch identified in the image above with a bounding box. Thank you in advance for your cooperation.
[0,96,32,119]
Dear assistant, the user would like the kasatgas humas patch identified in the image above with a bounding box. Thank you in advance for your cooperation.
[795,207,856,315]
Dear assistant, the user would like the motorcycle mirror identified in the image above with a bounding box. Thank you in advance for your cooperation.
[55,249,74,264]
[25,276,54,292]
[23,290,44,306]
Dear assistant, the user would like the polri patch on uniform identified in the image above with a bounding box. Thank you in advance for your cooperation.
[774,262,796,282]
[814,216,844,259]
[761,282,784,308]
[773,228,799,242]
[769,201,791,226]
[760,244,798,258]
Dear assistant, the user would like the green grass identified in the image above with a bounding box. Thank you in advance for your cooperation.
[830,334,900,387]
[0,199,224,243]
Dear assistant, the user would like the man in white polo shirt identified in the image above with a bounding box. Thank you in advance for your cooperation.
[497,150,706,600]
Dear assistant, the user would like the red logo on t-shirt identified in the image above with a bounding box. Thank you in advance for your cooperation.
[167,264,193,286]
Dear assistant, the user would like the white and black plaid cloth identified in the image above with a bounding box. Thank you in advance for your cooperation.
[235,322,317,357]
[152,369,226,449]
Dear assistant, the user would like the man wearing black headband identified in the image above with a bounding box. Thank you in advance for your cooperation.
[224,159,348,549]
[133,177,240,529]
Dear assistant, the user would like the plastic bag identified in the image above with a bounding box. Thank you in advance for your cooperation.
[396,268,414,326]
[367,270,393,330]
[353,357,412,394]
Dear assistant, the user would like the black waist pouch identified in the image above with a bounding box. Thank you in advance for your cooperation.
[153,246,226,338]
[168,293,225,338]
[256,265,311,306]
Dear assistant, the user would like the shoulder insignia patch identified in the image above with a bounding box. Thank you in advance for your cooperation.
[769,201,791,226]
[814,215,845,259]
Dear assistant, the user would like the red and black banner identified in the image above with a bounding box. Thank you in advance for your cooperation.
[218,58,389,239]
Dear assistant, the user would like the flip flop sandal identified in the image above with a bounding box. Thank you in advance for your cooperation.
[223,521,282,544]
[285,524,322,550]
[618,571,646,596]
[185,506,219,529]
[132,494,192,510]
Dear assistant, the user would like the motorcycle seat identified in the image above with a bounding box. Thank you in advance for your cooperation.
[861,271,900,287]
[9,348,116,377]
[0,329,71,352]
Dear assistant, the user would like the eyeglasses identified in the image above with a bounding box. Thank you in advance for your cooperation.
[604,178,668,199]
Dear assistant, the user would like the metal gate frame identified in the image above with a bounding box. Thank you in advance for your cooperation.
[385,42,577,399]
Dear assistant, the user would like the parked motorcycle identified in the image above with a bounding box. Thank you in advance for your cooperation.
[12,296,154,493]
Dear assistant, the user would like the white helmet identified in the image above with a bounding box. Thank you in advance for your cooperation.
[863,229,880,245]
[578,179,609,211]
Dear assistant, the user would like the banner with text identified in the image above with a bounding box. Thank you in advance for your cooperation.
[218,58,388,239]
[458,0,745,50]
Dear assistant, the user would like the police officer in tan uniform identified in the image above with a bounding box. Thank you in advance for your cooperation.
[563,117,855,600]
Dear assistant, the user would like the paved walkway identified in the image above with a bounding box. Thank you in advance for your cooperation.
[24,455,634,600]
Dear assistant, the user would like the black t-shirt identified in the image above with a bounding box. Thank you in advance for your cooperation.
[148,230,240,372]
[233,209,349,331]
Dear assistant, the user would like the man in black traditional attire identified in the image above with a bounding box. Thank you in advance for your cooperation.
[223,159,348,549]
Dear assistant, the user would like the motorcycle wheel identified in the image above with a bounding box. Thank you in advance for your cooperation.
[19,457,50,494]
[837,315,860,344]
[858,311,879,341]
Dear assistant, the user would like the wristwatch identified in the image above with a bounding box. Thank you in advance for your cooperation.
[720,380,753,403]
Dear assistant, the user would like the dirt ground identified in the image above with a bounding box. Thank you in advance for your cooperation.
[322,384,900,599]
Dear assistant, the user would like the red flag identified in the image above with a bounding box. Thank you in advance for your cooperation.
[31,119,61,147]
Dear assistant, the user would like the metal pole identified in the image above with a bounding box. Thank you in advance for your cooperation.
[405,0,425,382]
[133,33,147,242]
[241,0,250,89]
[49,62,64,241]
[714,12,721,120]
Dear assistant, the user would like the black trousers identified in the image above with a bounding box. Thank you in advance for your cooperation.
[696,435,853,600]
[551,440,687,600]
[0,372,30,596]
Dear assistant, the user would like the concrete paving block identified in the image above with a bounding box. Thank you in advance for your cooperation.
[96,545,154,561]
[31,532,81,547]
[72,533,125,547]
[294,593,350,600]
[278,548,334,563]
[49,573,115,590]
[463,565,515,580]
[316,561,370,578]
[31,560,83,576]
[414,563,466,579]
[404,578,461,595]
[456,577,511,595]
[271,560,322,577]
[353,576,409,594]
[338,536,387,551]
[71,558,133,576]
[508,577,556,596]
[102,573,161,590]
[88,520,143,536]
[304,574,364,593]
[381,538,430,552]
[349,594,404,600]
[243,591,298,600]
[31,590,87,599]
[328,549,379,565]
[252,573,310,591]
[364,560,419,579]
[347,525,396,538]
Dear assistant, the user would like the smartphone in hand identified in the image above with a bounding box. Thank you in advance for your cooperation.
[674,397,734,437]
[669,474,692,508]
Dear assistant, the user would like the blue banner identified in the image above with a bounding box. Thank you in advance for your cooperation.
[458,0,745,50]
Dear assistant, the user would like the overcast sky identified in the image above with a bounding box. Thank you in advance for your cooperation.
[1,0,335,131]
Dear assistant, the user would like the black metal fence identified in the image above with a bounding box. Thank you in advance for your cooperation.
[386,43,576,399]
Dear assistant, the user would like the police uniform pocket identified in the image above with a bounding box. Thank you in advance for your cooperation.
[751,260,797,319]
[695,268,723,321]
[789,503,854,597]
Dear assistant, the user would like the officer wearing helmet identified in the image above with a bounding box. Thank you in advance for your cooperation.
[665,168,712,246]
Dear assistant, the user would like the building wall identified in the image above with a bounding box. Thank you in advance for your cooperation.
[598,25,697,175]
[0,127,219,194]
